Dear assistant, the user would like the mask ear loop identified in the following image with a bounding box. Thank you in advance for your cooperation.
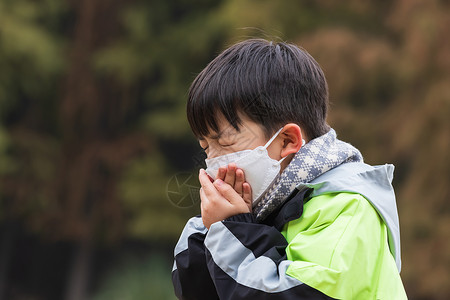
[262,127,288,164]
[263,127,284,149]
[263,127,307,164]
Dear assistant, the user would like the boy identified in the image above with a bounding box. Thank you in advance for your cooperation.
[172,39,407,299]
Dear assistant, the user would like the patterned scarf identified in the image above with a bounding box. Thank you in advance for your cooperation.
[253,128,363,221]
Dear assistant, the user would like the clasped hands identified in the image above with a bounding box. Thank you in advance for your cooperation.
[199,163,252,229]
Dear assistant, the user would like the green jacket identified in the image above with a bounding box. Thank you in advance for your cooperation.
[283,163,406,299]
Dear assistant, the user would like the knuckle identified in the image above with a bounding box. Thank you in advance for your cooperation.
[220,184,232,193]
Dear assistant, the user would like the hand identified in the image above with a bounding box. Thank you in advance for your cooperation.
[216,163,252,212]
[199,168,252,229]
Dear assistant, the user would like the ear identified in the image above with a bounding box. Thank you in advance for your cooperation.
[280,123,303,158]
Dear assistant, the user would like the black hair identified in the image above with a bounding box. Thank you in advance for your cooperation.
[187,39,330,140]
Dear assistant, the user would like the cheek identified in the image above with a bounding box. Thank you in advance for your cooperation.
[235,135,266,151]
[266,143,283,161]
[206,145,232,159]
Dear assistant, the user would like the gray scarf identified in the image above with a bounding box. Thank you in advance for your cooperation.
[253,129,363,221]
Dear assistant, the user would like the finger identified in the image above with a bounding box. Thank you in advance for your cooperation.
[234,168,245,196]
[217,167,227,181]
[213,178,242,205]
[199,187,206,213]
[224,163,236,186]
[206,173,214,183]
[199,169,221,198]
[199,187,212,228]
[243,182,253,212]
[199,187,206,201]
[203,169,214,182]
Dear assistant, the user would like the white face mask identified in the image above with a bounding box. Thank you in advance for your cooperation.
[205,127,288,207]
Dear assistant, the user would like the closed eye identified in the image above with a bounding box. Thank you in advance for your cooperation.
[218,143,233,147]
[217,138,235,147]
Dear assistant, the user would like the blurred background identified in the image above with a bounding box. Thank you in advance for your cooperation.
[0,0,449,299]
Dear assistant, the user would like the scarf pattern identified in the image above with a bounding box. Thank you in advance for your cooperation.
[253,129,363,221]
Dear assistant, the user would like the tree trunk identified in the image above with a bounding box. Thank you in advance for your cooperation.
[64,236,93,300]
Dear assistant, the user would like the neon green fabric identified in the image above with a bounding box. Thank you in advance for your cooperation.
[282,192,407,299]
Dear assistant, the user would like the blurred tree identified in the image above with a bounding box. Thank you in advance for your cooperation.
[0,0,67,298]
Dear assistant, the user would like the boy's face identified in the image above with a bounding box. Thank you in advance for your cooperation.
[198,113,285,162]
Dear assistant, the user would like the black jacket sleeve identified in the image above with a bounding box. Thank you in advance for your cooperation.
[172,216,219,300]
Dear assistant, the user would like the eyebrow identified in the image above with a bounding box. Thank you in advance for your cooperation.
[198,132,222,141]
[209,133,222,139]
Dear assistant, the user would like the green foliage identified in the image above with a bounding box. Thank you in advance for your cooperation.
[0,0,66,119]
[0,0,65,224]
[119,153,199,241]
[91,254,176,300]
